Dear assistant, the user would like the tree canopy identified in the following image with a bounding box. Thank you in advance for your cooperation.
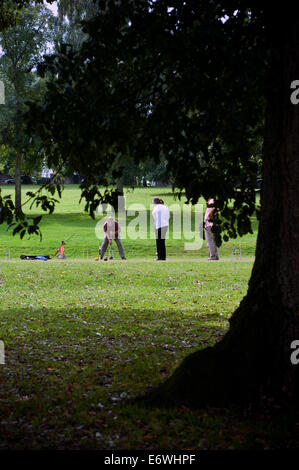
[21,0,266,242]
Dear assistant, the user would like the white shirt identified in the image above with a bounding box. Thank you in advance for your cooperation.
[152,204,170,229]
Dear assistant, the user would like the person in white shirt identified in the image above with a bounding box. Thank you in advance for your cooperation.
[152,197,170,261]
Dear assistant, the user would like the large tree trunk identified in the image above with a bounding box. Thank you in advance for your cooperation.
[14,78,24,218]
[144,13,299,407]
[117,175,124,195]
[117,176,125,212]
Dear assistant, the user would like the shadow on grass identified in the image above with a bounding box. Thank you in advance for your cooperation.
[0,305,232,449]
[1,306,297,450]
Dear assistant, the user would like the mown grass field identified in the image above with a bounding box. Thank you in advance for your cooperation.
[0,185,297,450]
[0,185,257,260]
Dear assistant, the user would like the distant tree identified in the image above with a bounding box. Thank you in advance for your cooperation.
[0,1,55,215]
[140,159,169,186]
[0,0,56,31]
[55,0,99,50]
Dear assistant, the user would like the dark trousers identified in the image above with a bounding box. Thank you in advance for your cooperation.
[100,236,125,259]
[155,226,168,260]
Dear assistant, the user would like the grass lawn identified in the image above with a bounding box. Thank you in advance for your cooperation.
[0,185,257,260]
[0,185,297,450]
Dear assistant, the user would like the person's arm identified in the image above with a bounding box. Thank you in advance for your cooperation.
[162,206,170,226]
[106,232,113,245]
[104,222,112,244]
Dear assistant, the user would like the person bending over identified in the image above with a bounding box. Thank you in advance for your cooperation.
[100,216,126,260]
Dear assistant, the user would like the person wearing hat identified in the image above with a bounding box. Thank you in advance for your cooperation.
[152,197,170,261]
[100,216,126,260]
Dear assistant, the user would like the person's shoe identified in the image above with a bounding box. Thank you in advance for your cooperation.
[121,257,126,260]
